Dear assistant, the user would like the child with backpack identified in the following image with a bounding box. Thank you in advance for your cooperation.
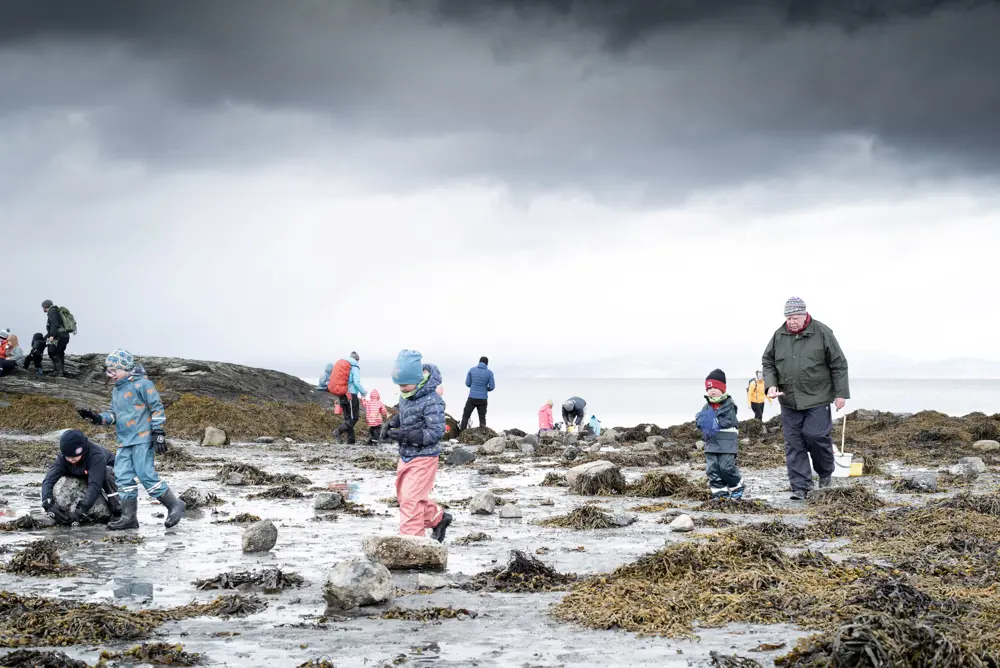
[695,369,745,500]
[23,333,46,375]
[385,349,452,542]
[361,389,390,445]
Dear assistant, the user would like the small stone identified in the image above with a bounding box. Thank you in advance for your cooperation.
[904,472,938,493]
[445,447,476,466]
[224,473,245,486]
[256,436,276,444]
[610,511,637,527]
[284,437,294,443]
[669,514,695,532]
[632,442,657,453]
[323,559,394,612]
[740,438,750,445]
[362,535,448,571]
[202,426,228,447]
[951,457,987,478]
[469,490,496,515]
[562,446,581,461]
[242,520,278,553]
[416,574,449,590]
[477,465,503,475]
[588,444,601,453]
[178,487,213,510]
[520,434,540,448]
[768,427,781,434]
[539,499,555,506]
[499,506,523,519]
[973,440,1000,453]
[661,508,684,519]
[478,437,507,456]
[315,492,344,511]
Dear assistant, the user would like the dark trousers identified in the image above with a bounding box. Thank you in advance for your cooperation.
[705,452,742,494]
[0,359,17,376]
[47,336,69,373]
[334,394,360,444]
[460,398,488,430]
[781,404,835,491]
[24,349,44,371]
[103,465,121,515]
[368,426,383,443]
[751,402,765,420]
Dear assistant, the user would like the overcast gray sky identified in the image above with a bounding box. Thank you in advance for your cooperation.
[2,0,999,378]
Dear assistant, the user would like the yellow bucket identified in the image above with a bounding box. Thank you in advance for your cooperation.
[849,462,864,477]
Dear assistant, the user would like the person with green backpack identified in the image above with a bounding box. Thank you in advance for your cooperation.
[42,299,76,377]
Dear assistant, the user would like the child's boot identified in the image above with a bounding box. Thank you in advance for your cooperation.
[158,489,186,528]
[108,499,139,531]
[431,512,453,543]
[729,479,746,500]
[710,487,730,500]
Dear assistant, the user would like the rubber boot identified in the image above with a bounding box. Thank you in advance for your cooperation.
[106,494,122,520]
[158,489,186,528]
[54,356,66,377]
[430,512,452,543]
[108,498,139,530]
[818,476,832,489]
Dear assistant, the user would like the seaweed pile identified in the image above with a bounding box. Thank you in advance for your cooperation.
[195,568,304,593]
[0,396,110,438]
[617,424,662,443]
[536,506,621,530]
[221,513,261,524]
[0,515,54,533]
[247,485,307,500]
[102,535,145,545]
[350,454,398,471]
[625,471,710,500]
[540,472,567,487]
[698,517,738,529]
[453,532,491,545]
[99,643,202,667]
[743,520,807,541]
[341,501,378,518]
[156,446,202,471]
[1,539,83,577]
[805,486,885,513]
[695,498,785,515]
[462,550,577,593]
[629,500,683,513]
[457,427,499,445]
[710,652,762,668]
[0,650,90,667]
[215,463,310,486]
[0,592,266,647]
[379,606,478,622]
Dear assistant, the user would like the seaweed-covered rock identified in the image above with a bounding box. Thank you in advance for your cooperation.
[562,446,581,461]
[445,447,476,466]
[314,492,344,510]
[469,491,496,515]
[647,435,666,446]
[178,487,222,510]
[0,650,90,668]
[362,535,447,571]
[540,430,564,445]
[323,559,394,612]
[53,476,110,522]
[902,472,938,493]
[242,520,278,553]
[457,427,499,446]
[565,460,626,496]
[202,426,227,446]
[478,437,507,456]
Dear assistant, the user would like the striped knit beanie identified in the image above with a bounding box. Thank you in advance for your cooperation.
[784,297,807,317]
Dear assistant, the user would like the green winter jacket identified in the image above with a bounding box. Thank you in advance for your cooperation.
[761,318,850,411]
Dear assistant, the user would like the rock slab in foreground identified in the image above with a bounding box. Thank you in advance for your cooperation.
[362,535,448,571]
[323,559,394,612]
[242,520,278,553]
[53,477,111,521]
[565,460,626,495]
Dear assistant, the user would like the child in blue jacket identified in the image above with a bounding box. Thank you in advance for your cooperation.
[695,369,745,500]
[77,349,185,530]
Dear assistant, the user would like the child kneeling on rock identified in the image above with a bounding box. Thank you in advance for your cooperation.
[695,369,745,500]
[76,349,185,530]
[386,349,452,542]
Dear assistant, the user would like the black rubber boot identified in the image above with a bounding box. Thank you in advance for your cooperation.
[790,489,809,501]
[108,498,139,530]
[158,489,186,528]
[106,494,122,520]
[818,476,832,489]
[430,512,453,543]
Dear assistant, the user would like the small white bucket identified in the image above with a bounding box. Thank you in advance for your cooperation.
[832,451,854,478]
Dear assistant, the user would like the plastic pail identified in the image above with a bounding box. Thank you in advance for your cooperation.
[832,452,854,478]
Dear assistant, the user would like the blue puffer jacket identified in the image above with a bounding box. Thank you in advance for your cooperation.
[395,364,446,462]
[99,364,166,448]
[465,363,495,400]
[348,359,367,397]
[696,396,739,454]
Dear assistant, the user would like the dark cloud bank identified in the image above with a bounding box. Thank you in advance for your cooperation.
[1,0,998,200]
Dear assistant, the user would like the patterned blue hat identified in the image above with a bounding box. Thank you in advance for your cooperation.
[105,349,135,372]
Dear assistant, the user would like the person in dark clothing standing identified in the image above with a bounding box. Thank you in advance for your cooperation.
[41,430,121,524]
[42,299,70,376]
[762,297,850,501]
[459,356,495,432]
[562,397,587,430]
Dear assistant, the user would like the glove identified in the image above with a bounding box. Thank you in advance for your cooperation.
[386,429,402,443]
[42,497,54,512]
[77,409,102,425]
[49,503,71,525]
[68,507,85,524]
[695,407,721,440]
[388,414,400,429]
[152,429,168,455]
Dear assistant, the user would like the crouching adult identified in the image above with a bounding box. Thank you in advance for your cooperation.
[41,430,121,524]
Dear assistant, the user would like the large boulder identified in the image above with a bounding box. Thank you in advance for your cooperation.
[469,490,496,515]
[565,460,626,496]
[362,535,448,571]
[445,447,476,466]
[53,477,111,522]
[323,559,394,612]
[315,492,344,511]
[202,427,228,447]
[478,437,507,456]
[242,520,278,553]
[973,440,1000,453]
[951,457,987,478]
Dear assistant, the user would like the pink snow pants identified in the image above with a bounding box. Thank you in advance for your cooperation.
[396,455,444,537]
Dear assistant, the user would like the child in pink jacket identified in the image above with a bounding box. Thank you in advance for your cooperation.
[538,400,555,434]
[361,389,390,445]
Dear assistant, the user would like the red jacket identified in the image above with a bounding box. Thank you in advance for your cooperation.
[538,404,554,430]
[0,340,9,359]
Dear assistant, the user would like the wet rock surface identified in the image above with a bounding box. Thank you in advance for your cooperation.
[242,520,278,553]
[53,477,110,522]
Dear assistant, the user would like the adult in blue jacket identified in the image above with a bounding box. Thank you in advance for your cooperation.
[459,356,495,432]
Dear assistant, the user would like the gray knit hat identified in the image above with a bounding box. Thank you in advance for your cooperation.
[41,300,53,309]
[784,297,807,317]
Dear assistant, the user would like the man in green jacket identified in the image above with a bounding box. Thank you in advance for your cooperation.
[762,297,850,500]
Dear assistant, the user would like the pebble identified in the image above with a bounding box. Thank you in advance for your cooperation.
[668,514,695,532]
